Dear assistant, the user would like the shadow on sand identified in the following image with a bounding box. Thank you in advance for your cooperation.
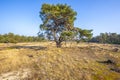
[97,59,116,65]
[11,46,47,50]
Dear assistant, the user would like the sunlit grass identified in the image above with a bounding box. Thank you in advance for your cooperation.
[0,42,120,80]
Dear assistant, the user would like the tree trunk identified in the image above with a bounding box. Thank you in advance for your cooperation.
[56,41,62,48]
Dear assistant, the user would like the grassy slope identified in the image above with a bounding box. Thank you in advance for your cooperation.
[0,42,120,80]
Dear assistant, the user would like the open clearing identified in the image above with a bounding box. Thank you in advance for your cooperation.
[0,42,120,80]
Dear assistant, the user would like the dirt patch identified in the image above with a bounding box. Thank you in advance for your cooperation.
[0,69,31,80]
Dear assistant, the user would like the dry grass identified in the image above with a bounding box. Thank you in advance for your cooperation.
[0,42,120,80]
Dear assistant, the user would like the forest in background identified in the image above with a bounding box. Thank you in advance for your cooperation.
[0,32,120,45]
[90,33,120,44]
[0,33,45,43]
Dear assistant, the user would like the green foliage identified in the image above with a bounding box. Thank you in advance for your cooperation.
[0,33,45,43]
[73,27,93,43]
[39,3,93,47]
[40,4,77,30]
[61,31,73,37]
[40,3,77,47]
[61,31,74,41]
[90,32,120,44]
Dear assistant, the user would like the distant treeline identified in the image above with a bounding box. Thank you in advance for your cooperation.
[0,33,45,43]
[89,33,120,44]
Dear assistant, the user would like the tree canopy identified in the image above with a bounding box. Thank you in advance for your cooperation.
[39,3,93,47]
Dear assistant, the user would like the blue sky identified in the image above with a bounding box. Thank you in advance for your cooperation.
[0,0,120,36]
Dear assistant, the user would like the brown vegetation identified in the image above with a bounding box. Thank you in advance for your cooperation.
[0,42,120,80]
